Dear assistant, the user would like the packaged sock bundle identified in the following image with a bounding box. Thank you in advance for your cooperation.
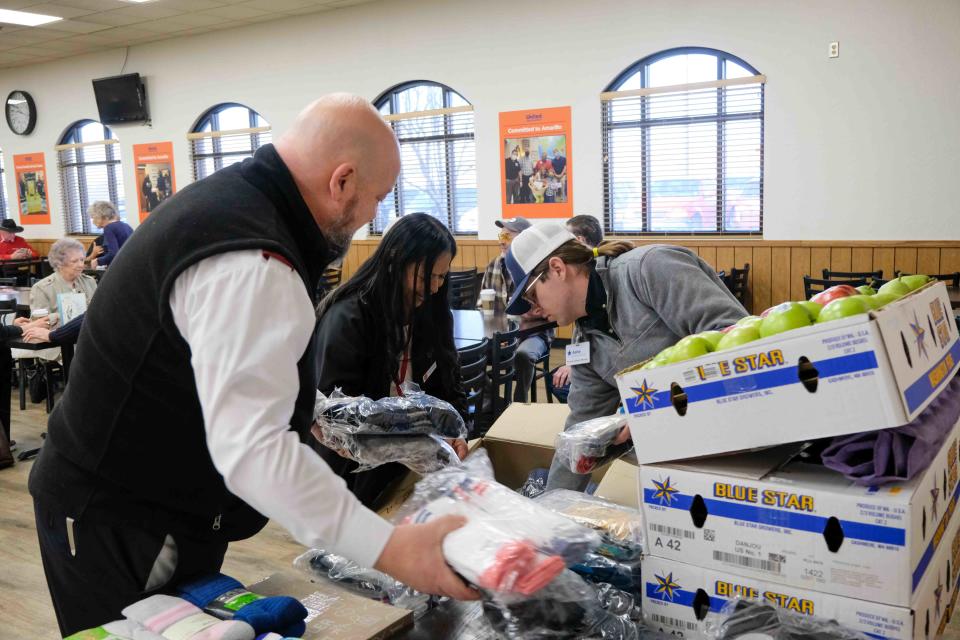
[535,489,644,561]
[311,429,459,474]
[292,547,433,617]
[518,468,549,499]
[396,449,600,596]
[65,620,166,640]
[122,594,255,640]
[708,599,869,640]
[313,384,467,439]
[176,573,306,638]
[555,414,632,474]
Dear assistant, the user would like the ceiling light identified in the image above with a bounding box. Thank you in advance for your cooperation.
[0,9,62,26]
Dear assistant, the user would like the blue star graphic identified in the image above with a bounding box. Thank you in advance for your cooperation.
[652,476,679,506]
[910,311,928,360]
[654,572,681,601]
[631,379,658,410]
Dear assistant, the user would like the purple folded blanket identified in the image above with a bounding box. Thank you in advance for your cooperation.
[821,376,960,486]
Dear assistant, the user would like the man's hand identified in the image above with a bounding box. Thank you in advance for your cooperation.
[613,425,632,445]
[374,515,479,600]
[552,365,571,388]
[447,438,468,460]
[23,326,51,344]
[13,317,41,328]
[92,245,104,257]
[11,248,30,260]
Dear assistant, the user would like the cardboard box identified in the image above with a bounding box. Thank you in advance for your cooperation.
[642,507,960,640]
[617,281,959,463]
[640,419,960,606]
[250,569,413,639]
[594,453,641,510]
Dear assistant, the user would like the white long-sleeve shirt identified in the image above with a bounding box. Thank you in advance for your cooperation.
[169,249,394,568]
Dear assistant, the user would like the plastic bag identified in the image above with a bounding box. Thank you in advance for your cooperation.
[519,468,549,499]
[311,428,459,473]
[570,553,643,595]
[555,414,632,474]
[707,598,870,640]
[313,384,467,439]
[292,548,433,617]
[396,449,601,595]
[535,489,644,560]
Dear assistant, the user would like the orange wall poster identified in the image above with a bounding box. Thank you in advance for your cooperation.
[133,141,177,222]
[13,152,51,225]
[499,106,572,219]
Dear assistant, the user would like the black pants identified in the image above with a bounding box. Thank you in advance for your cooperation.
[315,444,407,509]
[34,499,228,636]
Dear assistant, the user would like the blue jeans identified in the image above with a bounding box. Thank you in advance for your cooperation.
[513,334,549,403]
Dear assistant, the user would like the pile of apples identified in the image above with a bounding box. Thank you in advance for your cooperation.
[641,274,933,369]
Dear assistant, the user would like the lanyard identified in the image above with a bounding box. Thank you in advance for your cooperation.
[394,353,410,397]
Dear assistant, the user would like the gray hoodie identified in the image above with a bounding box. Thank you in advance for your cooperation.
[547,244,747,490]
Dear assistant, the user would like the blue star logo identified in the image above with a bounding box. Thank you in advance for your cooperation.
[631,379,658,410]
[910,312,928,360]
[652,476,679,506]
[654,572,681,601]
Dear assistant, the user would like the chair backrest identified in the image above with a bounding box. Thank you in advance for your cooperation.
[803,275,868,300]
[823,269,883,282]
[458,339,489,436]
[490,328,520,418]
[0,277,17,287]
[449,269,480,310]
[725,264,750,310]
[316,268,343,299]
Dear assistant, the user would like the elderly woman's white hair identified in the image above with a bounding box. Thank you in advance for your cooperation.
[88,200,120,225]
[48,237,86,271]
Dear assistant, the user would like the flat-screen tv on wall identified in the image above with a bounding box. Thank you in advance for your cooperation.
[92,73,148,124]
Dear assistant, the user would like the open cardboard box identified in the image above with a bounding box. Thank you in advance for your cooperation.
[617,281,960,463]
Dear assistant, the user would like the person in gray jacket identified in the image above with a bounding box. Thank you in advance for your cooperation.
[502,222,747,491]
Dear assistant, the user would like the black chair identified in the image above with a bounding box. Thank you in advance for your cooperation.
[317,267,342,298]
[528,347,552,404]
[489,328,520,420]
[0,277,17,287]
[457,339,488,437]
[723,264,750,311]
[803,275,869,300]
[448,268,479,310]
[823,269,883,283]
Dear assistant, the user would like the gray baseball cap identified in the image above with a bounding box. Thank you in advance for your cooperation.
[495,217,532,234]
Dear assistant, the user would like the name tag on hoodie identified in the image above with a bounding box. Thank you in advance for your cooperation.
[565,343,591,366]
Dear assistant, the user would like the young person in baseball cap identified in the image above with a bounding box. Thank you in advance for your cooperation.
[503,223,746,491]
[480,217,553,403]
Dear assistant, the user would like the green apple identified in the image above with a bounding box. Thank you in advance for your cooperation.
[798,300,823,320]
[696,330,724,351]
[848,294,880,309]
[878,278,911,298]
[870,292,900,309]
[668,336,711,363]
[716,326,761,351]
[735,316,763,330]
[759,302,814,338]
[855,285,877,296]
[900,274,932,291]
[817,296,871,323]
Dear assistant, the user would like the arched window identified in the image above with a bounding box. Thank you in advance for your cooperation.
[57,120,126,234]
[373,81,477,234]
[601,47,764,234]
[0,151,8,220]
[189,103,271,180]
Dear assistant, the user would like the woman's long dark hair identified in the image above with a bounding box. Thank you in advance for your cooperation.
[319,213,459,398]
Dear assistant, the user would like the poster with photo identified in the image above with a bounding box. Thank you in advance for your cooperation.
[13,153,51,224]
[499,106,572,219]
[133,141,177,222]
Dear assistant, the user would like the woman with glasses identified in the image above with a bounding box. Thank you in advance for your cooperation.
[502,222,746,492]
[313,213,468,508]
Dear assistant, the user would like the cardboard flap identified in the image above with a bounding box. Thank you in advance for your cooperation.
[874,282,960,418]
[653,443,808,481]
[484,403,570,448]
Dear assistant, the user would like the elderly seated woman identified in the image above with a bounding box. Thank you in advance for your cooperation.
[88,200,133,268]
[15,238,97,349]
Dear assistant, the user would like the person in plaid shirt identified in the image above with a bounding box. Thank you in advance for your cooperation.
[481,217,552,402]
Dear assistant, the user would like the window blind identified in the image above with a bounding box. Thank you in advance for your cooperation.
[372,104,477,235]
[57,138,126,235]
[188,125,272,181]
[602,74,765,235]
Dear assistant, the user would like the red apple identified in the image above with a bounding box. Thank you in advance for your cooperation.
[810,285,858,306]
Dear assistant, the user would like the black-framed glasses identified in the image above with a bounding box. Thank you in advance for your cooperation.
[522,270,546,307]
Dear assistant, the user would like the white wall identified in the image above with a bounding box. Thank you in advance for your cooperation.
[0,0,958,241]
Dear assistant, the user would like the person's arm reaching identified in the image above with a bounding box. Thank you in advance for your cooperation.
[171,250,476,599]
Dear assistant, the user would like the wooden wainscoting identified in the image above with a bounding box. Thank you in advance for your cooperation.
[341,238,960,339]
